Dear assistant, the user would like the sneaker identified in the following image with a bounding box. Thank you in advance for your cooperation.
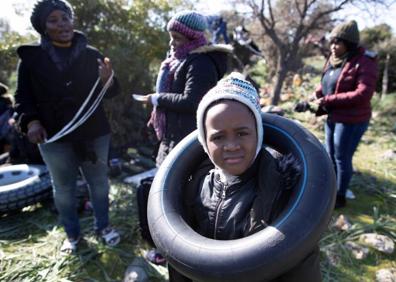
[145,249,166,265]
[346,189,356,200]
[100,227,121,247]
[60,236,81,255]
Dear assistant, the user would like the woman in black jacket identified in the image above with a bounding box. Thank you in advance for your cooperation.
[15,0,120,253]
[135,10,231,264]
[136,10,232,165]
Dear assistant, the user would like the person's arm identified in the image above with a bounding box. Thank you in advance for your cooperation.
[96,55,120,99]
[314,59,330,99]
[156,56,219,114]
[14,61,38,131]
[320,57,378,109]
[314,84,324,99]
[14,61,47,143]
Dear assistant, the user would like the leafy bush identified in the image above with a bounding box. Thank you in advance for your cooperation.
[68,0,177,150]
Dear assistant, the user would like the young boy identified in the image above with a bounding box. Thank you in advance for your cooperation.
[168,73,322,281]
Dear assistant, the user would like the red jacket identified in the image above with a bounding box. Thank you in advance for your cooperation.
[315,47,378,123]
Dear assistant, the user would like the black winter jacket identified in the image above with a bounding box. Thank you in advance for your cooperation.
[185,149,300,240]
[169,149,322,282]
[15,33,119,142]
[155,45,232,164]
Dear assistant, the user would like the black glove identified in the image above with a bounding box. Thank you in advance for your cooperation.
[294,101,311,112]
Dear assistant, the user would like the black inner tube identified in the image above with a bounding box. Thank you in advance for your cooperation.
[148,113,336,282]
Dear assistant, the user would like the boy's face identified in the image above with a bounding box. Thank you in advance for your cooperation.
[205,100,257,176]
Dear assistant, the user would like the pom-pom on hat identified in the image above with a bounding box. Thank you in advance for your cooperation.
[30,0,74,35]
[197,72,263,157]
[330,20,360,45]
[167,11,207,39]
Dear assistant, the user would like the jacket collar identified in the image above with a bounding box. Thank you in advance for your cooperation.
[190,44,233,54]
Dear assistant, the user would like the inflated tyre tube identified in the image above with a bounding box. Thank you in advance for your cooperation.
[147,113,336,282]
[0,164,51,213]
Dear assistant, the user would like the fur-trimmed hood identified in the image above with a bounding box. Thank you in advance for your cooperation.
[191,43,233,55]
[190,43,233,79]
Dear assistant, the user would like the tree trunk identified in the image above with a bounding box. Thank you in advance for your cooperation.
[271,60,288,105]
[381,53,390,98]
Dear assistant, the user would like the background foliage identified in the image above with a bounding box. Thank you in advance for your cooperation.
[0,0,192,154]
[69,0,175,150]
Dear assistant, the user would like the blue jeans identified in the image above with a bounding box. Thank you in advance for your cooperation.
[39,134,110,239]
[325,120,369,197]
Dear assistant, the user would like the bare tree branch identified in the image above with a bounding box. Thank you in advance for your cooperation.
[301,0,349,37]
[306,0,317,11]
[295,0,303,18]
[266,0,274,27]
[233,0,389,105]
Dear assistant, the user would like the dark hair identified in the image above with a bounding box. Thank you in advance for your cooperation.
[331,37,358,53]
[343,40,358,52]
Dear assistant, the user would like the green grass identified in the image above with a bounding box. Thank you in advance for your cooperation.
[290,92,396,282]
[0,182,169,282]
[1,92,395,281]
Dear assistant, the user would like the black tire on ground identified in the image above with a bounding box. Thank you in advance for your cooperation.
[0,152,9,165]
[0,164,52,214]
[147,113,336,282]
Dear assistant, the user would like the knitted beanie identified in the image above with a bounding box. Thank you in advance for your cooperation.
[330,20,360,44]
[197,72,263,157]
[31,0,74,35]
[167,11,207,39]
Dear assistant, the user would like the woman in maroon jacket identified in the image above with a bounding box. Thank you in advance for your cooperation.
[313,20,378,208]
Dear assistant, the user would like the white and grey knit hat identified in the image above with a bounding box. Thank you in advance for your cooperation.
[196,72,263,156]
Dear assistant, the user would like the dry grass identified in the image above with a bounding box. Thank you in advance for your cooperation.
[291,93,396,282]
[0,91,395,281]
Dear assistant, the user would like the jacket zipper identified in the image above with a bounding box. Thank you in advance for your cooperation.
[213,184,227,239]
